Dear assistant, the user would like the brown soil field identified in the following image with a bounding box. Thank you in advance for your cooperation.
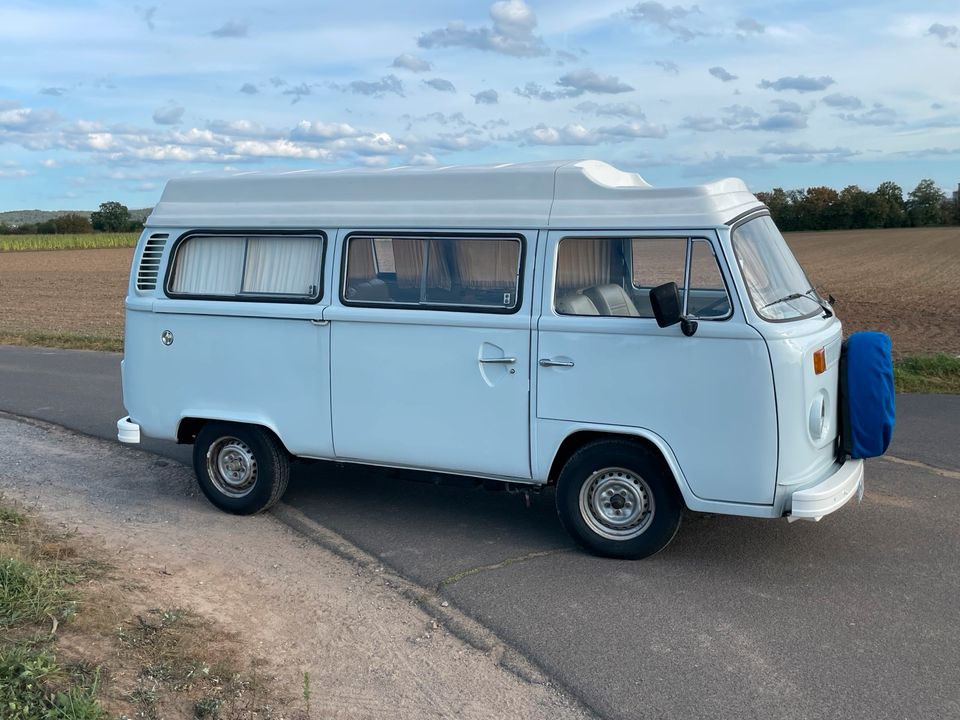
[786,227,960,356]
[1,227,958,356]
[0,247,130,340]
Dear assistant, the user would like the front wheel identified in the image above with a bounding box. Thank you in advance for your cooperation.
[193,422,290,515]
[555,440,683,559]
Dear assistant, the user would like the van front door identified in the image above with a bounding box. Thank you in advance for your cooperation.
[326,232,534,479]
[536,230,777,505]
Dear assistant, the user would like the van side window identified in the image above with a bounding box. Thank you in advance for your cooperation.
[554,236,730,320]
[343,235,522,312]
[168,233,324,302]
[686,240,731,318]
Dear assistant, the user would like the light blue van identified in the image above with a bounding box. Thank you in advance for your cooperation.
[118,160,865,558]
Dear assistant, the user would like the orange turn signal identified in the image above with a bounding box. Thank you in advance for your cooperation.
[813,348,827,375]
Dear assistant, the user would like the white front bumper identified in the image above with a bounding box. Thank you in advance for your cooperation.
[117,416,141,444]
[787,458,864,522]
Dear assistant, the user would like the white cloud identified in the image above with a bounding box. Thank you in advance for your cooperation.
[822,94,862,110]
[337,75,404,97]
[709,66,737,82]
[392,53,433,72]
[557,69,633,95]
[926,23,958,48]
[423,78,457,93]
[152,104,184,125]
[623,2,702,41]
[210,20,247,38]
[472,89,499,104]
[418,0,548,57]
[653,60,680,74]
[758,75,835,92]
[838,104,898,126]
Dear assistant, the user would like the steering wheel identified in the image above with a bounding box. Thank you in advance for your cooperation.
[693,296,730,318]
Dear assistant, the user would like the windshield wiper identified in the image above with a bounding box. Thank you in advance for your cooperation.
[760,292,808,310]
[760,289,833,317]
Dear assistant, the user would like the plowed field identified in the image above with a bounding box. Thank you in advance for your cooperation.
[1,227,958,355]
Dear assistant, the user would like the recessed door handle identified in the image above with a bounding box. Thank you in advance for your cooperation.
[539,358,574,367]
[479,357,517,364]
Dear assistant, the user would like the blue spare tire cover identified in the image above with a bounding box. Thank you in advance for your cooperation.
[840,332,895,459]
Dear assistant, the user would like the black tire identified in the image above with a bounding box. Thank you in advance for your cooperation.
[555,439,683,559]
[193,422,290,515]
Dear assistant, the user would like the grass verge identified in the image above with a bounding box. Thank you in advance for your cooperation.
[0,497,293,719]
[893,354,960,394]
[0,331,122,353]
[0,499,103,719]
[0,233,139,252]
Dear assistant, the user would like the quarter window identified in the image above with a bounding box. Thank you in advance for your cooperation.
[343,235,522,312]
[554,236,730,319]
[168,233,323,301]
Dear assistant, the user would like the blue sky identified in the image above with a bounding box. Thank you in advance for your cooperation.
[0,0,958,210]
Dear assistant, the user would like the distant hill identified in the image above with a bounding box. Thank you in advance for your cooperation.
[0,208,153,226]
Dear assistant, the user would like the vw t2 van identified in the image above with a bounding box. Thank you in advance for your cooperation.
[117,160,891,558]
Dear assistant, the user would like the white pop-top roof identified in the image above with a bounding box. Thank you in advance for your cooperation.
[146,159,762,230]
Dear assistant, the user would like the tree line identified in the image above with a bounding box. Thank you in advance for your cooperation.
[0,202,142,235]
[756,178,959,232]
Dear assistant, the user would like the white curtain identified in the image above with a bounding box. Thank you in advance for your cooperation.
[243,236,322,295]
[171,236,245,295]
[171,235,322,297]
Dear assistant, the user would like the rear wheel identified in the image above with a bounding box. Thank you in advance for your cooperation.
[193,422,290,515]
[555,439,683,559]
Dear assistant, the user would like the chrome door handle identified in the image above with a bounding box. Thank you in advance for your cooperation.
[479,357,517,364]
[539,358,574,367]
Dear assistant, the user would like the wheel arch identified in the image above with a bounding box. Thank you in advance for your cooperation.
[545,427,692,504]
[177,413,290,454]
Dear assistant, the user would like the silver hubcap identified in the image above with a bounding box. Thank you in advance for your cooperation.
[207,437,258,498]
[579,467,654,540]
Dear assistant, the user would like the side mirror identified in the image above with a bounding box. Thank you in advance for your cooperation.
[649,282,698,337]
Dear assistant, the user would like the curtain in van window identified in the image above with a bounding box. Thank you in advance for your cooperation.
[393,239,423,288]
[347,238,377,281]
[170,236,245,295]
[392,239,453,291]
[556,238,613,292]
[242,236,322,295]
[454,240,518,289]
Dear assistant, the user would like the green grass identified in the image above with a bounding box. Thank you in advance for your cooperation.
[894,354,960,394]
[0,500,107,720]
[0,331,122,353]
[0,233,139,252]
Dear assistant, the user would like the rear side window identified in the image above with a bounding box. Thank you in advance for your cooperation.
[343,235,522,312]
[167,233,324,302]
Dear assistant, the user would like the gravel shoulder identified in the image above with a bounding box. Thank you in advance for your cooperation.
[0,413,590,720]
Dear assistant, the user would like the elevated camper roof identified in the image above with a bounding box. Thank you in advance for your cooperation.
[146,159,763,230]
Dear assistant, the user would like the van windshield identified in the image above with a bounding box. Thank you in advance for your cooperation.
[732,215,821,322]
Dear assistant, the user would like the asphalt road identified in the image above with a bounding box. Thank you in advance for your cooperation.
[1,344,958,719]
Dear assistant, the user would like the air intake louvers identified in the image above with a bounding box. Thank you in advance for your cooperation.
[136,233,168,291]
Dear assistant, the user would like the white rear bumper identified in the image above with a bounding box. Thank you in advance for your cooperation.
[117,416,141,444]
[787,458,864,522]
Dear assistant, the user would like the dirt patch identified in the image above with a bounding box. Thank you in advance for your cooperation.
[0,415,590,720]
[1,228,958,355]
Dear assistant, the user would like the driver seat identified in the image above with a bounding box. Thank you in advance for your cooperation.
[583,284,641,317]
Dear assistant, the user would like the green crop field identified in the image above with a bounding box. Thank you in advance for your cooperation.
[0,232,140,252]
